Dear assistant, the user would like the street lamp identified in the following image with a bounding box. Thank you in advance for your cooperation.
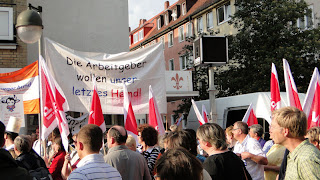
[16,4,43,44]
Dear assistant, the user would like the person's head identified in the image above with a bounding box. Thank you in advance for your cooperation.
[0,121,6,147]
[166,130,197,156]
[137,124,158,147]
[233,121,248,140]
[306,127,320,150]
[196,123,227,152]
[14,135,32,155]
[249,124,264,139]
[154,147,203,180]
[52,127,60,139]
[225,125,234,145]
[184,129,198,156]
[169,124,178,132]
[53,137,65,153]
[35,127,39,139]
[270,107,307,145]
[76,124,103,158]
[125,135,137,151]
[5,132,19,145]
[107,125,127,148]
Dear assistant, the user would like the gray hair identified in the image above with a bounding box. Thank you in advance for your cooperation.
[14,135,32,153]
[196,123,227,150]
[250,124,263,137]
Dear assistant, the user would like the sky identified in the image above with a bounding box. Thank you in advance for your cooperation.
[128,0,177,30]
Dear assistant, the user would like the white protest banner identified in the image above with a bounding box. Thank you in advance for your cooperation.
[45,38,167,114]
[67,113,89,135]
[0,61,39,114]
[0,94,25,127]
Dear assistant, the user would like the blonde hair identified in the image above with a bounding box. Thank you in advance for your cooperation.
[225,126,234,137]
[307,127,320,144]
[125,135,136,148]
[272,107,307,138]
[197,123,227,150]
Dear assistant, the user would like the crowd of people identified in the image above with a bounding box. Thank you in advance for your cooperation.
[1,106,320,180]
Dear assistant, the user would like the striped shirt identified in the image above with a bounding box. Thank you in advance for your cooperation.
[142,147,160,179]
[68,153,121,180]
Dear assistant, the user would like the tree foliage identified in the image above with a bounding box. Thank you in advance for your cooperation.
[216,0,320,97]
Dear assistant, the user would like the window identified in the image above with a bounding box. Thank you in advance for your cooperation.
[133,33,138,44]
[217,2,231,24]
[180,56,189,70]
[206,12,213,29]
[172,8,177,21]
[178,25,184,42]
[160,36,165,49]
[297,5,314,29]
[182,2,186,15]
[168,31,173,47]
[165,14,168,25]
[186,22,193,37]
[158,18,161,29]
[0,7,13,40]
[197,17,203,33]
[169,59,174,70]
[139,29,144,41]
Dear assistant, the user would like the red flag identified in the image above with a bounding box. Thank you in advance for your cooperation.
[39,56,69,152]
[271,63,281,111]
[191,99,206,125]
[283,59,302,110]
[148,85,165,135]
[303,68,320,129]
[88,78,106,132]
[242,103,258,126]
[202,104,209,123]
[123,83,138,140]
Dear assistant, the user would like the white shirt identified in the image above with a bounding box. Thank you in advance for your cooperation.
[5,144,14,151]
[68,153,122,180]
[233,135,266,180]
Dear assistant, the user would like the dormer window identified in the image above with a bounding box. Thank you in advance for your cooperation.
[182,2,186,15]
[158,18,161,29]
[172,8,177,21]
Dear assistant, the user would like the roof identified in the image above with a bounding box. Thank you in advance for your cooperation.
[129,0,222,50]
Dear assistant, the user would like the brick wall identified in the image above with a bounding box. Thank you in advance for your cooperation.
[0,0,27,68]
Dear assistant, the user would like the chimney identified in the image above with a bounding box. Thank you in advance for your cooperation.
[139,19,147,27]
[164,1,170,10]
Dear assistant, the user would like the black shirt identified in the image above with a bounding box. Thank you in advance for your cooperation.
[203,150,252,180]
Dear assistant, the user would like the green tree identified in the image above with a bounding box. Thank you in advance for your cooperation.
[216,0,320,97]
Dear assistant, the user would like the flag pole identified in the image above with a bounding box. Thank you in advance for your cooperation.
[38,38,45,157]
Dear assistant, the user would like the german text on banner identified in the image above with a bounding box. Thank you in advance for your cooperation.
[45,38,166,114]
[40,56,70,152]
[283,59,302,110]
[270,63,281,112]
[303,68,320,129]
[0,61,39,115]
